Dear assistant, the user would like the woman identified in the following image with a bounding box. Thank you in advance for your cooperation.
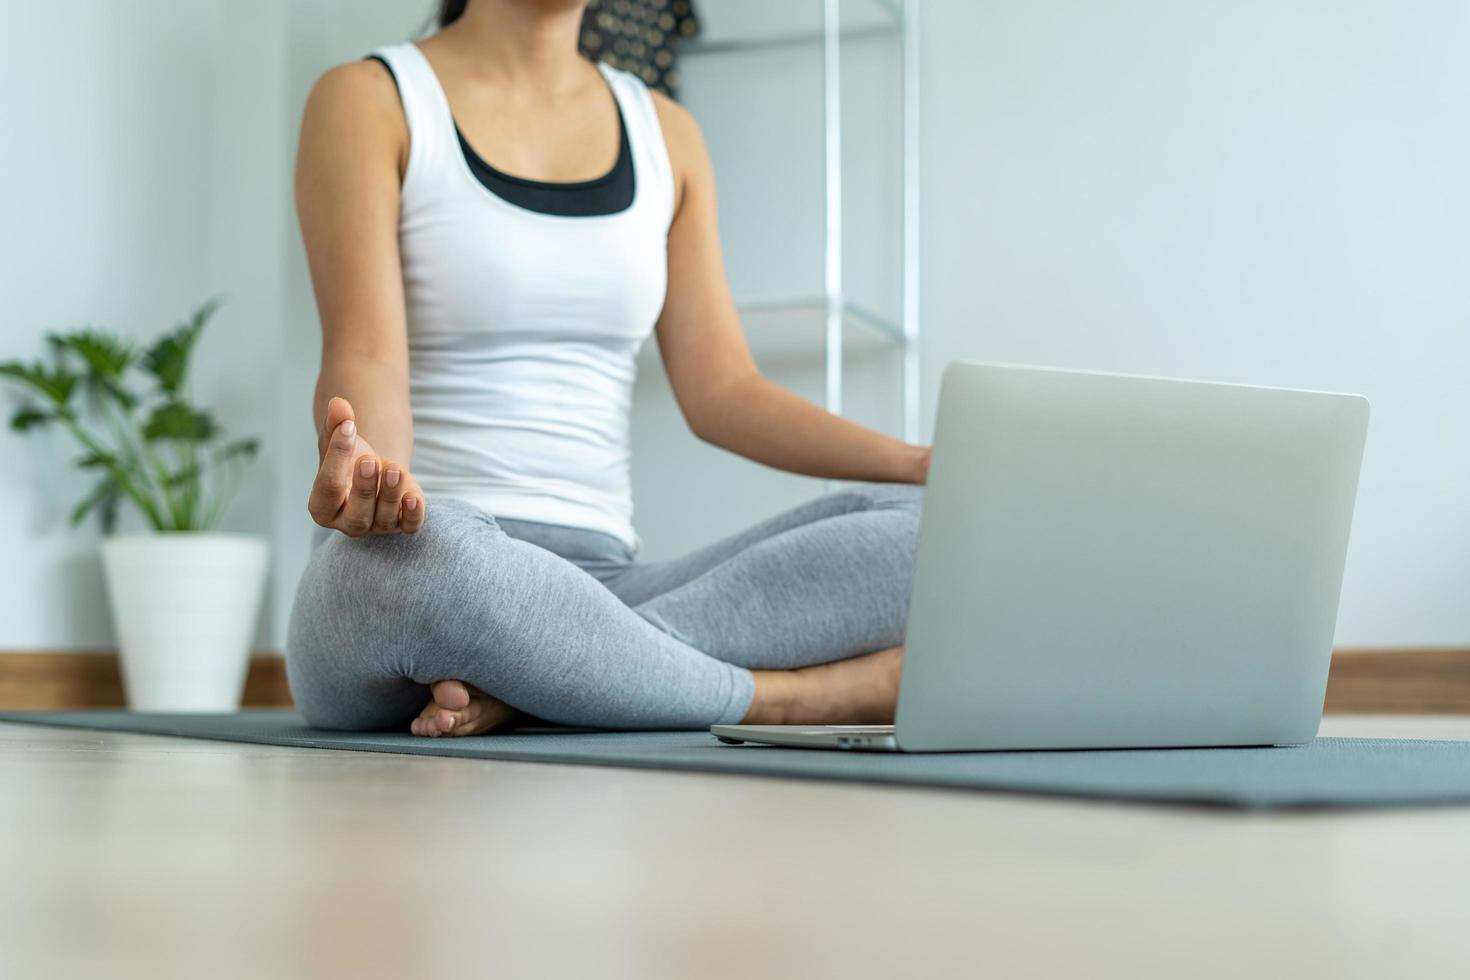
[285,0,931,737]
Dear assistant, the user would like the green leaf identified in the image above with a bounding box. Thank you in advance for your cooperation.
[49,330,139,410]
[97,487,121,534]
[188,295,225,334]
[51,328,134,380]
[70,475,122,531]
[0,360,78,407]
[75,449,118,469]
[214,436,259,463]
[142,400,217,442]
[142,297,222,395]
[141,333,191,396]
[163,463,202,488]
[11,406,55,431]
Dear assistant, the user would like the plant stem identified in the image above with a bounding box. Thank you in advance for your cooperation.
[173,440,196,530]
[202,452,248,531]
[202,462,225,531]
[99,394,179,528]
[190,440,202,529]
[176,381,200,530]
[60,414,165,530]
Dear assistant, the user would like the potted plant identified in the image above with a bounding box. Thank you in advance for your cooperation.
[2,298,268,712]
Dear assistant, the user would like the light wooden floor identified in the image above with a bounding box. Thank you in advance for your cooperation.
[2,716,1469,980]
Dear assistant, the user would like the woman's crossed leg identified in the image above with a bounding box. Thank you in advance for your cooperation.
[285,485,923,735]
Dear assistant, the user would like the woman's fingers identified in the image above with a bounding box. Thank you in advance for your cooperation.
[372,463,408,533]
[317,396,355,457]
[399,476,426,534]
[306,419,357,526]
[305,402,423,538]
[339,454,380,537]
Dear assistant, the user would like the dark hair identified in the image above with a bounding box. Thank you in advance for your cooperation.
[438,0,468,28]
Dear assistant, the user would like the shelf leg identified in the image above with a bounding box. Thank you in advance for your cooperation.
[902,0,921,444]
[823,0,844,420]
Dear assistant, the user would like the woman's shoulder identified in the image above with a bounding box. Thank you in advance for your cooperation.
[298,57,410,181]
[593,62,703,205]
[305,57,403,126]
[643,85,703,174]
[300,55,408,154]
[595,62,696,137]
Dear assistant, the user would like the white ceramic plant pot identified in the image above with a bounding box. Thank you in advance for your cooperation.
[101,533,270,712]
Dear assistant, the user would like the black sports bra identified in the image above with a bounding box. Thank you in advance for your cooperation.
[366,54,634,218]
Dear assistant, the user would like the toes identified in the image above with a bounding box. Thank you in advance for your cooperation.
[409,685,511,738]
[411,697,456,738]
[449,698,515,737]
[441,697,483,736]
[431,679,472,711]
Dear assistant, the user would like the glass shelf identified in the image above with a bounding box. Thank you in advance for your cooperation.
[681,0,903,55]
[670,0,920,440]
[679,23,899,58]
[635,298,902,369]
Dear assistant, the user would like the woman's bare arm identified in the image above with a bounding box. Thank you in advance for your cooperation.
[648,94,930,486]
[295,61,426,534]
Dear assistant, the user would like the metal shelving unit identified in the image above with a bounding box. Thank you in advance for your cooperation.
[681,0,921,441]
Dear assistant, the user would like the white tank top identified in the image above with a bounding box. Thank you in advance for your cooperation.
[369,42,674,550]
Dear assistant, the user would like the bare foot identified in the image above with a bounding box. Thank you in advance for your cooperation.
[744,646,904,726]
[409,679,518,737]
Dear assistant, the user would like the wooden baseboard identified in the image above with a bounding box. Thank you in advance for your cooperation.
[1,648,1468,714]
[1321,648,1470,714]
[0,651,291,711]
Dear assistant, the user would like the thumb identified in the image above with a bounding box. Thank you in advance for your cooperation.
[319,396,356,454]
[326,395,355,432]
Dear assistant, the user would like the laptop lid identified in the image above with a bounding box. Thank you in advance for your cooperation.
[894,362,1369,751]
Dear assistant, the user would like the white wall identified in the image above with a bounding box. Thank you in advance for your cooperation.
[2,1,290,649]
[0,1,425,652]
[642,0,1470,647]
[3,0,1465,653]
[917,0,1470,645]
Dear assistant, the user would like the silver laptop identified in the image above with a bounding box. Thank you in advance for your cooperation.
[711,361,1369,752]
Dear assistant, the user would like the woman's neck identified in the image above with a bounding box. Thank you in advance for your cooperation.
[438,0,590,96]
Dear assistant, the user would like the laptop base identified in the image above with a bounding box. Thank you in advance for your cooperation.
[710,724,900,752]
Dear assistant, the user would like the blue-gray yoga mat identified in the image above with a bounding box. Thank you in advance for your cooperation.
[3,709,1469,810]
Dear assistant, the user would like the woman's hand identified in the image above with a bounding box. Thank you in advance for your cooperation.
[913,445,932,485]
[308,396,426,537]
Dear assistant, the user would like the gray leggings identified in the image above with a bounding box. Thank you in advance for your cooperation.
[285,482,923,731]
